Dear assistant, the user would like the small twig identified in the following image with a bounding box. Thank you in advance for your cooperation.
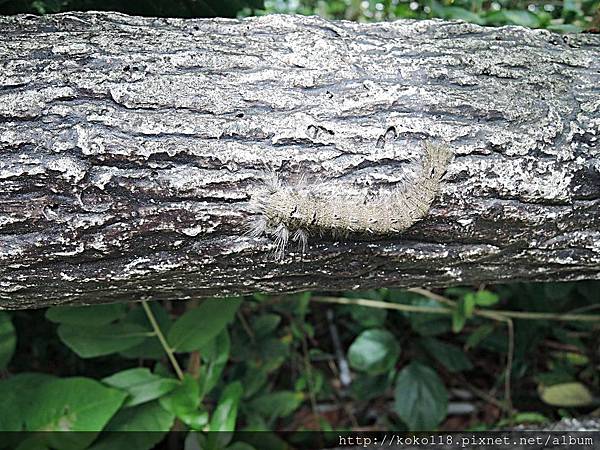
[141,300,184,381]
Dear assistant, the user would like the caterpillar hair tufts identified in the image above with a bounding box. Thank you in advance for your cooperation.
[247,141,453,260]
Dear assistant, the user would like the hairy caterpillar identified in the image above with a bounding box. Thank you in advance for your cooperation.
[248,142,453,259]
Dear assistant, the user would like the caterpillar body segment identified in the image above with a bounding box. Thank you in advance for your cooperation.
[248,142,452,259]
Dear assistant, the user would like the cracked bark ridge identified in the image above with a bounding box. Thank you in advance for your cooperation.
[0,12,599,309]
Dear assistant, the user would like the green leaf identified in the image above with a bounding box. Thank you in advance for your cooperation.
[168,298,241,352]
[88,402,175,450]
[0,312,16,369]
[46,304,126,326]
[394,362,448,430]
[210,382,243,432]
[462,294,476,318]
[348,329,400,374]
[539,382,594,407]
[206,382,244,449]
[89,402,175,450]
[198,330,231,398]
[452,305,467,333]
[25,377,126,431]
[14,377,127,449]
[474,290,500,307]
[420,338,473,373]
[102,368,179,407]
[248,391,304,421]
[57,322,149,358]
[159,374,208,430]
[0,373,56,431]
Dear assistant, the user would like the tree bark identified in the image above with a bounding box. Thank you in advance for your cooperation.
[0,12,599,309]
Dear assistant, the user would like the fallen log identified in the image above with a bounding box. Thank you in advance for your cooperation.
[0,12,599,308]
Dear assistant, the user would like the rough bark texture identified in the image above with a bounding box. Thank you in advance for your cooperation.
[0,12,599,309]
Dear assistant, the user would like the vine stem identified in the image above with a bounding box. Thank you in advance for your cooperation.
[141,300,185,381]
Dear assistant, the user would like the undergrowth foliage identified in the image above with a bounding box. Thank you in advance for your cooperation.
[0,282,599,448]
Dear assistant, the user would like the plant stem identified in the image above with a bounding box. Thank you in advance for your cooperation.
[408,288,600,322]
[312,296,453,314]
[141,300,184,381]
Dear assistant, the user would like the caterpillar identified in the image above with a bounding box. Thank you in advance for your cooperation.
[247,141,453,259]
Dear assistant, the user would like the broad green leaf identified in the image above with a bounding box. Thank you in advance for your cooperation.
[462,294,476,318]
[452,305,467,333]
[46,304,126,326]
[57,323,149,358]
[168,298,241,352]
[210,382,243,432]
[25,377,126,431]
[159,374,198,413]
[206,382,244,449]
[88,401,175,450]
[420,338,473,373]
[348,329,400,374]
[0,312,16,369]
[120,303,172,360]
[394,362,448,430]
[248,391,304,421]
[102,368,178,407]
[14,377,127,449]
[539,382,594,407]
[474,290,500,307]
[0,373,56,431]
[198,330,231,398]
[159,374,208,430]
